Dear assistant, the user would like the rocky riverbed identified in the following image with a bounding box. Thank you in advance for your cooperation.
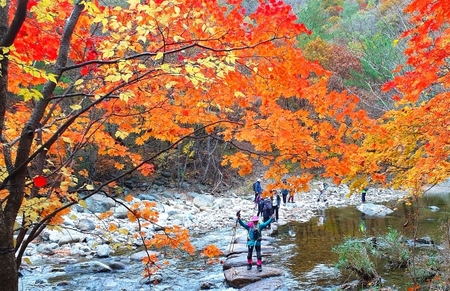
[19,183,411,290]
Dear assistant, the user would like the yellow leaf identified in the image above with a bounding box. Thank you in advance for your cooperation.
[23,257,32,265]
[173,35,184,42]
[70,104,82,110]
[47,74,58,84]
[74,79,84,86]
[79,200,87,208]
[85,184,94,190]
[234,91,245,98]
[127,0,140,9]
[115,130,129,139]
[118,228,129,235]
[154,52,164,60]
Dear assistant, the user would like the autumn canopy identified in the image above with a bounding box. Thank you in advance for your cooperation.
[0,0,449,290]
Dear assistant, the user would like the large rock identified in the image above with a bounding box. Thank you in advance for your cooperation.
[84,194,116,213]
[129,250,160,261]
[356,203,393,216]
[223,253,275,270]
[192,194,215,208]
[224,266,284,288]
[64,261,112,274]
[239,278,287,291]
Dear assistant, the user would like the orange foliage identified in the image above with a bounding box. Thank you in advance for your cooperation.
[343,0,450,196]
[0,0,375,284]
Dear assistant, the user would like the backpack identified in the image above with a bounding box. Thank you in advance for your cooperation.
[248,227,262,241]
[262,199,272,216]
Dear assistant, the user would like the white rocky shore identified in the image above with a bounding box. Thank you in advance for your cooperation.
[21,184,409,267]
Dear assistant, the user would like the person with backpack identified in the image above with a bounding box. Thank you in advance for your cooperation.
[271,190,281,222]
[281,179,289,205]
[252,178,262,208]
[236,211,274,272]
[262,197,273,229]
[257,196,265,217]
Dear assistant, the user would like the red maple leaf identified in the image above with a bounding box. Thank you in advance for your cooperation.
[33,175,47,188]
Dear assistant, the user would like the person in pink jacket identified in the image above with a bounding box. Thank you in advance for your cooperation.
[236,212,274,272]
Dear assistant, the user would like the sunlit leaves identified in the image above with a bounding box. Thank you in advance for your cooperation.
[201,245,222,264]
[1,0,378,283]
[344,0,450,196]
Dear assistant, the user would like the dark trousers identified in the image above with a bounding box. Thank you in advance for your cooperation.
[247,245,262,261]
[263,216,271,229]
[272,205,279,221]
[288,195,294,203]
[257,204,263,216]
[362,193,366,203]
[282,194,288,204]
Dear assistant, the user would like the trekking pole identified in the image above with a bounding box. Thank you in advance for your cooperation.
[228,210,240,253]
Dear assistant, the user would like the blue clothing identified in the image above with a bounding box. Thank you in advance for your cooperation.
[253,181,262,194]
[238,218,273,247]
[281,188,289,204]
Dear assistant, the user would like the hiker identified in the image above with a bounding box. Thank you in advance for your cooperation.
[262,197,273,229]
[252,178,262,208]
[257,196,265,217]
[236,212,274,272]
[287,189,294,203]
[281,179,289,205]
[271,190,281,222]
[361,188,368,203]
[317,181,328,202]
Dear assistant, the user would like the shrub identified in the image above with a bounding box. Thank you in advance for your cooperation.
[373,226,410,268]
[333,237,381,286]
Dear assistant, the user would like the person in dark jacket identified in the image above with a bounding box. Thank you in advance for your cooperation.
[281,179,289,205]
[262,198,273,229]
[252,178,262,208]
[237,213,274,272]
[361,188,368,203]
[257,197,265,217]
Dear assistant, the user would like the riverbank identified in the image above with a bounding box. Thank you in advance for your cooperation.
[18,182,433,290]
[22,183,409,263]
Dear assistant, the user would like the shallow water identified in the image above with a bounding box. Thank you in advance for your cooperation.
[274,192,450,290]
[20,192,450,290]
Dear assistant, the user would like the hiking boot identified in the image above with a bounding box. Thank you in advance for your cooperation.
[257,265,262,272]
[247,264,252,270]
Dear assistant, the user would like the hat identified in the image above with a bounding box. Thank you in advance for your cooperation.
[250,215,259,222]
[257,178,261,182]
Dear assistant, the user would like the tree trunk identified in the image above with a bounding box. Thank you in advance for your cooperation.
[0,216,18,291]
[0,2,83,290]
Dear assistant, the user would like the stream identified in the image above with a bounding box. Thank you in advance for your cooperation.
[20,191,450,291]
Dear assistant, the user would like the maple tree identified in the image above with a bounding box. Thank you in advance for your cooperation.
[0,0,369,290]
[342,0,450,196]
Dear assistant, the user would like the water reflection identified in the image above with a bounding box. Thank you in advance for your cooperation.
[275,192,450,290]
